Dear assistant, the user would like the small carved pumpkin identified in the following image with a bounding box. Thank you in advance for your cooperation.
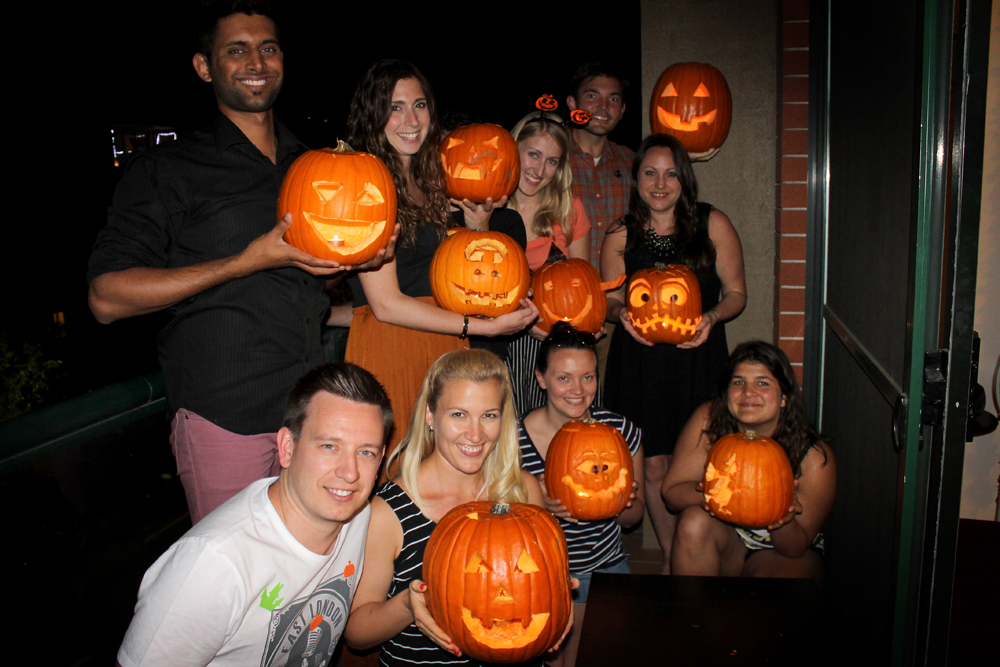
[703,430,795,529]
[536,94,558,111]
[440,123,520,203]
[530,258,625,334]
[278,142,396,264]
[430,228,530,317]
[627,263,703,344]
[424,502,571,663]
[544,418,634,521]
[649,62,732,154]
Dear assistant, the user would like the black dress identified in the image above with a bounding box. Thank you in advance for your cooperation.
[604,208,729,457]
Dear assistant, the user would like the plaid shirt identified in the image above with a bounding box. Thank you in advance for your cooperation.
[569,138,635,269]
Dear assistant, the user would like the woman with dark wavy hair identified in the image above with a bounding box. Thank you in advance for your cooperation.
[600,133,746,573]
[662,341,835,581]
[343,60,538,456]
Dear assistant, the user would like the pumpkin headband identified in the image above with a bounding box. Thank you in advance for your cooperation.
[531,95,591,126]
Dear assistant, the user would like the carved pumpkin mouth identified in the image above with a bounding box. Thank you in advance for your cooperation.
[632,313,702,336]
[656,107,717,132]
[302,214,387,249]
[448,282,520,308]
[562,468,628,499]
[540,294,593,328]
[461,608,549,648]
[703,452,746,516]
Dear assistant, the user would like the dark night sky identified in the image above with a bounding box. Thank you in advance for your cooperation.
[5,1,642,392]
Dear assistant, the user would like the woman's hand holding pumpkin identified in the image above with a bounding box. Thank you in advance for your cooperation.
[351,223,400,272]
[550,592,577,654]
[538,473,578,523]
[479,298,540,337]
[452,196,508,231]
[618,309,655,347]
[677,310,715,349]
[408,580,462,657]
[766,480,803,532]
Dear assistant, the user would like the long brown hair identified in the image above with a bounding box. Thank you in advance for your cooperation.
[618,133,716,271]
[705,341,827,476]
[346,59,451,248]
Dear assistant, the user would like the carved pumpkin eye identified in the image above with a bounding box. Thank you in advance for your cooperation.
[693,83,710,97]
[660,82,679,97]
[465,552,492,574]
[574,458,597,474]
[354,182,385,206]
[447,137,466,149]
[543,280,554,291]
[660,281,688,305]
[629,282,652,308]
[514,549,539,574]
[312,181,344,202]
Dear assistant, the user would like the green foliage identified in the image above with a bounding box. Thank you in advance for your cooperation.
[0,332,63,422]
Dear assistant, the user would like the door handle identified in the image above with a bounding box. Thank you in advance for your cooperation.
[892,394,908,453]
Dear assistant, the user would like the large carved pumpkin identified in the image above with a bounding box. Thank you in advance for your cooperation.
[278,142,396,264]
[530,259,625,334]
[626,263,703,344]
[649,62,732,155]
[703,430,795,529]
[424,502,571,663]
[544,418,634,521]
[440,123,520,203]
[430,228,530,318]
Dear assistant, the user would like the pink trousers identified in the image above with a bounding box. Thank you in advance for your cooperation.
[170,409,280,524]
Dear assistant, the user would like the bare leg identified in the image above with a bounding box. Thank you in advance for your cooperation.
[671,505,747,576]
[644,454,677,573]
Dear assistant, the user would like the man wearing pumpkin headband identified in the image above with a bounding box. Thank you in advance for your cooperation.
[117,362,391,667]
[88,1,387,524]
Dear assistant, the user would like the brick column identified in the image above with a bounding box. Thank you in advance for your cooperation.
[775,0,809,384]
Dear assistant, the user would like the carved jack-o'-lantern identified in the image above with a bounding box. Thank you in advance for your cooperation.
[430,228,530,317]
[703,430,795,529]
[627,263,703,344]
[649,62,732,154]
[530,258,625,334]
[278,142,396,264]
[424,502,572,663]
[440,124,520,203]
[544,418,634,521]
[536,94,558,111]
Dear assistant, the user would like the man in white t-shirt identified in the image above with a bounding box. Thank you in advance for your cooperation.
[117,362,393,667]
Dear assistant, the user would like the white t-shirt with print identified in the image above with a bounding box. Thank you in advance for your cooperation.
[118,477,369,667]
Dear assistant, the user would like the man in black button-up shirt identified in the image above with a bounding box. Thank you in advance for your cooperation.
[89,2,349,523]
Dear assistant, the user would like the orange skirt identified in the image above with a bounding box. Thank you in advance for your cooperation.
[344,296,469,473]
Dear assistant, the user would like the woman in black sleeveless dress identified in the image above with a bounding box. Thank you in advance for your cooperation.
[601,134,747,573]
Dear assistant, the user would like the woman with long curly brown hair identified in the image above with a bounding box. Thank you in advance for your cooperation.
[662,341,836,581]
[343,60,538,457]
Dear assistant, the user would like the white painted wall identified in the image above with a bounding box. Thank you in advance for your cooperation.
[961,2,1000,522]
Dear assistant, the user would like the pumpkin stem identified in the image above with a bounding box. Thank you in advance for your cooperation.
[581,418,596,425]
[334,139,355,153]
[491,502,511,515]
[744,430,757,439]
[654,262,669,270]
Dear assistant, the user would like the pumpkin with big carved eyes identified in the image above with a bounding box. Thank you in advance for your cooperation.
[430,228,530,318]
[440,124,520,203]
[530,258,625,334]
[424,502,571,663]
[627,263,703,344]
[649,62,732,155]
[278,142,396,264]
[544,418,634,521]
[703,430,795,529]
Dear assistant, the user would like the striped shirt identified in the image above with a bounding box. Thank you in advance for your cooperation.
[518,408,642,573]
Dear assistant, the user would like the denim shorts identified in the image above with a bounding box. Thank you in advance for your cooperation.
[572,558,631,604]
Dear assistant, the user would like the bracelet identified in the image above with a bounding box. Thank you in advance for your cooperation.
[459,314,470,339]
[705,310,719,325]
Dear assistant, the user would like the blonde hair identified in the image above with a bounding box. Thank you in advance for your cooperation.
[388,349,528,509]
[508,112,575,242]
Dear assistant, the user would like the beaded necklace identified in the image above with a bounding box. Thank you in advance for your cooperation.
[643,223,683,257]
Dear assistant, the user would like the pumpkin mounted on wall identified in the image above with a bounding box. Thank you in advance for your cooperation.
[278,141,396,265]
[649,62,732,156]
[423,501,572,663]
[531,259,625,334]
[430,228,530,318]
[626,263,703,344]
[440,123,520,203]
[544,418,634,521]
[703,430,795,529]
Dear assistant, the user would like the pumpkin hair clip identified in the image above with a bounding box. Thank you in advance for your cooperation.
[533,95,591,127]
